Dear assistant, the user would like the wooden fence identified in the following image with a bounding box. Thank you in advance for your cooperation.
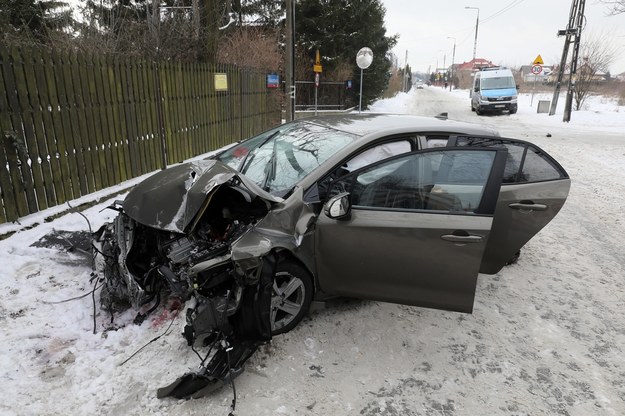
[0,47,281,224]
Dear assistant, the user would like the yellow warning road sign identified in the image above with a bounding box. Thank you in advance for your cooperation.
[533,54,544,65]
[314,49,323,73]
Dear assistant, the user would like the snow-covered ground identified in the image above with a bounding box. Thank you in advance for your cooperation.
[1,86,625,416]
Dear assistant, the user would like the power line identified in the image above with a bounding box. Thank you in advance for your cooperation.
[481,0,527,24]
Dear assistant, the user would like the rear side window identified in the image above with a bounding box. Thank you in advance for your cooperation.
[454,137,565,184]
[520,147,563,182]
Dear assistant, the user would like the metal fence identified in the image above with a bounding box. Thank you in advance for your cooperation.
[0,47,281,224]
[295,80,350,110]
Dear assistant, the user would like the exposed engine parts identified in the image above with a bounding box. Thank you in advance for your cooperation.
[93,181,275,399]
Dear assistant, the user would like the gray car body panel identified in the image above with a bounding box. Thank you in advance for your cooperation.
[479,179,571,274]
[122,159,282,233]
[230,187,316,262]
[316,210,494,312]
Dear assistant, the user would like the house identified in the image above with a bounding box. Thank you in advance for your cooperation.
[547,64,607,84]
[456,58,495,71]
[520,65,552,83]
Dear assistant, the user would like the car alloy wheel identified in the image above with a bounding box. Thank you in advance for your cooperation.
[270,261,313,335]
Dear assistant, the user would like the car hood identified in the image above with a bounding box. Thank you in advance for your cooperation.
[122,159,283,233]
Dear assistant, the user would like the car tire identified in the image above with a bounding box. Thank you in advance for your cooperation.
[270,259,313,335]
[475,106,483,115]
[509,107,517,114]
[506,250,521,265]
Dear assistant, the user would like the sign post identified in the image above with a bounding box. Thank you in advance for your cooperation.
[530,62,543,107]
[356,47,373,113]
[314,73,320,115]
[314,49,322,116]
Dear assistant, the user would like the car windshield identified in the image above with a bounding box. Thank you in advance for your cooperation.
[216,122,358,195]
[481,76,515,90]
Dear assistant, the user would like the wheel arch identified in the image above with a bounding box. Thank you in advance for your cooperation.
[273,248,317,295]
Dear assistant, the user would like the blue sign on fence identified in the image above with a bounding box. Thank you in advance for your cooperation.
[267,74,280,88]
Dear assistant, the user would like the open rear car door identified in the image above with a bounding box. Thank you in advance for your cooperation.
[448,136,570,274]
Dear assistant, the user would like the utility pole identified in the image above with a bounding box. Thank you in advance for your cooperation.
[563,0,585,122]
[285,0,295,122]
[447,36,456,88]
[549,0,586,121]
[465,6,480,64]
[403,50,409,92]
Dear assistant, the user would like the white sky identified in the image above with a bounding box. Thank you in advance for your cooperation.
[382,0,625,75]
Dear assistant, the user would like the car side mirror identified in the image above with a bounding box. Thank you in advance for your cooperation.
[516,84,520,90]
[324,193,351,220]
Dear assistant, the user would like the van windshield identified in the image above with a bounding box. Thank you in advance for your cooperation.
[481,76,515,90]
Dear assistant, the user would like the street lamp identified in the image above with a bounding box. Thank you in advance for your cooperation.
[465,6,479,64]
[447,36,456,88]
[356,47,373,113]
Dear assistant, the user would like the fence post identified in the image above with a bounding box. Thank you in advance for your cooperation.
[153,62,167,169]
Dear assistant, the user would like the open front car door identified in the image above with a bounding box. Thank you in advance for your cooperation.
[315,147,507,313]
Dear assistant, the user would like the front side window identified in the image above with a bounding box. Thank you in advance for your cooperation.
[330,149,497,213]
[343,141,412,172]
[455,137,524,183]
[317,139,413,201]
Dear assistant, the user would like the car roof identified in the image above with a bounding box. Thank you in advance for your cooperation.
[299,113,499,138]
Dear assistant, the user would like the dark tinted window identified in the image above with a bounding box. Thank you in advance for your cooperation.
[331,150,496,213]
[456,137,523,183]
[455,137,564,184]
[521,147,563,182]
[317,140,412,201]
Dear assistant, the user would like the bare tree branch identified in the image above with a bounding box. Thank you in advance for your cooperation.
[600,1,625,15]
[573,30,618,110]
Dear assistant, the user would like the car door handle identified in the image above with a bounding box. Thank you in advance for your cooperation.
[441,234,484,243]
[509,202,547,212]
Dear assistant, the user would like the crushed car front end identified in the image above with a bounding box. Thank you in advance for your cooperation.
[93,159,308,398]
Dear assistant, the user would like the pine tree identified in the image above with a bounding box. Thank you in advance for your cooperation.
[295,0,397,108]
[0,0,75,44]
[235,0,285,27]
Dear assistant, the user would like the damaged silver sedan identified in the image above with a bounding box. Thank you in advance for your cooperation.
[93,114,570,398]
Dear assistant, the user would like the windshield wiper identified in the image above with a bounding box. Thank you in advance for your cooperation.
[262,138,278,192]
[239,131,281,173]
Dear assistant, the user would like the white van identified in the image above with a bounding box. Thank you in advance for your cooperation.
[471,67,518,115]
